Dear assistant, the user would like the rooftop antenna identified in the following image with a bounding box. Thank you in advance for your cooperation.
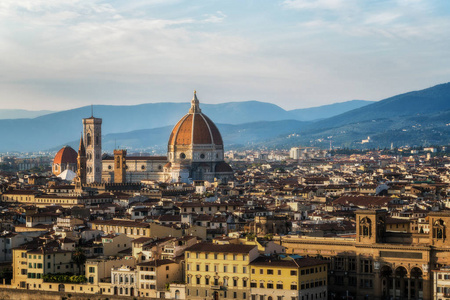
[91,104,93,117]
[115,139,117,150]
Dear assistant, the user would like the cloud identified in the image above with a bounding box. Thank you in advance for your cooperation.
[202,11,226,23]
[364,12,402,25]
[0,0,449,111]
[282,0,348,10]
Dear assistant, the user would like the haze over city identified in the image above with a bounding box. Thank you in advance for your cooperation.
[1,0,450,110]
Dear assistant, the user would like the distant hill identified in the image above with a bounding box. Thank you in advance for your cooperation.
[0,109,54,119]
[289,100,374,121]
[0,99,363,152]
[0,101,294,152]
[57,120,307,153]
[268,83,450,149]
[312,82,450,130]
[2,82,449,152]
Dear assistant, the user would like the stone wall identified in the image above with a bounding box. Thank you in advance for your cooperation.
[0,288,158,300]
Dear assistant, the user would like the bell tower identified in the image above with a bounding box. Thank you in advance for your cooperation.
[356,209,386,244]
[114,149,127,184]
[428,211,450,247]
[83,111,102,183]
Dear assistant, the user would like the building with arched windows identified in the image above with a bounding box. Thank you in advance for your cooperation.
[277,209,450,300]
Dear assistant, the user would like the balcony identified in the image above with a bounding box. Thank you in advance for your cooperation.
[211,285,221,290]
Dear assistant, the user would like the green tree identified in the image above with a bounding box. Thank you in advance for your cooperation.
[72,247,87,275]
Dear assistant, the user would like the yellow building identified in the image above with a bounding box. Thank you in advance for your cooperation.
[137,259,183,298]
[85,256,136,286]
[249,256,327,300]
[11,247,29,288]
[213,236,286,255]
[1,190,114,207]
[11,246,75,289]
[185,242,259,299]
[95,233,133,256]
[91,219,183,239]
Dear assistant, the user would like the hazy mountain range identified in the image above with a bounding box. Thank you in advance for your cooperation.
[0,109,54,119]
[0,100,370,152]
[1,82,449,153]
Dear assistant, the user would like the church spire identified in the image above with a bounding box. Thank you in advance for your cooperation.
[189,90,202,114]
[76,133,87,188]
[78,134,86,157]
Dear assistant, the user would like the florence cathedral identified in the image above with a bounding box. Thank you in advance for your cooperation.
[53,91,233,184]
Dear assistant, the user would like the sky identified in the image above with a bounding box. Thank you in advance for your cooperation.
[0,0,449,111]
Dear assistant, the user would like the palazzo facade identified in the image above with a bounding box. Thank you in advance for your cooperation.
[278,209,450,300]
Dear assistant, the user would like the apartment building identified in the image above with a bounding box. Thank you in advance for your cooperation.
[185,243,259,299]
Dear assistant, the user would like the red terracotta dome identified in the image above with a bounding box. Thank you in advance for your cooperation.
[53,146,77,165]
[168,92,223,147]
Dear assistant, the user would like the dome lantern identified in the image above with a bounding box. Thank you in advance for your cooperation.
[189,90,202,114]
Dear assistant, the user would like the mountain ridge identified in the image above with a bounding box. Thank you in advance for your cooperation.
[0,99,371,152]
[2,82,449,152]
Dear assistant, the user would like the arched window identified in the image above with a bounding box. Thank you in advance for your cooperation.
[360,217,372,237]
[433,219,446,240]
[86,133,91,146]
[95,135,99,145]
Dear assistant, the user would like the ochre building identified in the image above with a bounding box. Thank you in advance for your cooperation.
[278,209,450,300]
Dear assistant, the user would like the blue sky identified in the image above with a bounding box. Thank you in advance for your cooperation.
[0,0,449,110]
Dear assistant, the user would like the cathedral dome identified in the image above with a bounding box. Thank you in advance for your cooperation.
[54,146,77,165]
[168,92,223,147]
